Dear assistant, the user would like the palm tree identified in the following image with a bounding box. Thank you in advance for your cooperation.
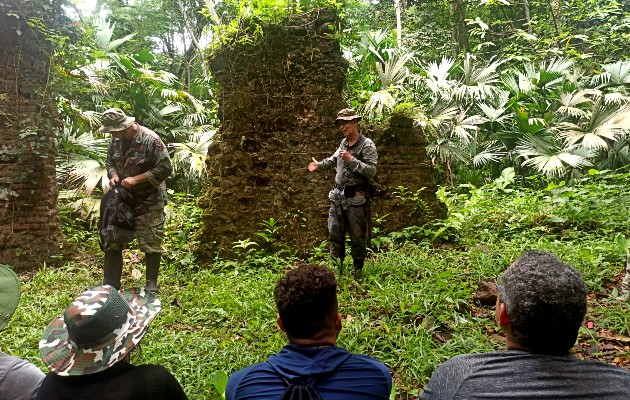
[516,134,593,177]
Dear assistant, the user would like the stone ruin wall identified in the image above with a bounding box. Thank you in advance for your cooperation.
[197,9,445,261]
[0,1,63,270]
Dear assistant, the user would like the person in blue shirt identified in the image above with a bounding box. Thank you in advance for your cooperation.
[226,263,392,400]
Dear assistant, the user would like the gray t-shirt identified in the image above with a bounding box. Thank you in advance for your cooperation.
[420,350,630,400]
[0,352,45,400]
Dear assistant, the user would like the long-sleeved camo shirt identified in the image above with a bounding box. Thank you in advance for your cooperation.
[317,133,378,207]
[106,125,172,213]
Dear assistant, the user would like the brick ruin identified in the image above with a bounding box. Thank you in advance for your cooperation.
[197,9,445,261]
[0,1,63,270]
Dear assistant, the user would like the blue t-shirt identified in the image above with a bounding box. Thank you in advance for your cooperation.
[226,344,391,400]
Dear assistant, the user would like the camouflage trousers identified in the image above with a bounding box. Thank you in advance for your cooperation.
[622,247,630,295]
[103,209,165,254]
[328,202,368,262]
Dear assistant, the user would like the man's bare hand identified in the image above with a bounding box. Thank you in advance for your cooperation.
[121,176,137,189]
[308,157,319,172]
[109,174,120,187]
[339,150,353,161]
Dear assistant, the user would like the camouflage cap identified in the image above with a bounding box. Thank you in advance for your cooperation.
[0,264,20,331]
[335,108,362,125]
[99,108,135,133]
[39,285,161,376]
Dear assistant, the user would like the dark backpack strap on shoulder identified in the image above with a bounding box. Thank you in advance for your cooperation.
[279,376,322,400]
[269,352,352,400]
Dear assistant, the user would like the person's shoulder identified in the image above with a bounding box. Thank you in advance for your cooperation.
[362,135,376,145]
[0,352,44,376]
[226,362,276,400]
[229,361,272,381]
[343,353,391,380]
[431,351,503,378]
[347,353,388,368]
[573,356,630,378]
[137,126,164,143]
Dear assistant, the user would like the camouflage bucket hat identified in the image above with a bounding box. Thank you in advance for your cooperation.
[335,108,362,125]
[0,264,20,331]
[98,108,135,133]
[39,285,161,376]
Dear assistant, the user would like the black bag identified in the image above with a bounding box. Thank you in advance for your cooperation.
[343,185,356,198]
[98,185,137,250]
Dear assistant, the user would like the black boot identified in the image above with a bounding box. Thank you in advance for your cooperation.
[145,253,161,293]
[103,250,123,289]
[332,257,344,276]
[353,258,364,280]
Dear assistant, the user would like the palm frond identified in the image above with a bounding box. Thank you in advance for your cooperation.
[363,88,398,117]
[428,137,470,164]
[451,112,486,143]
[593,61,630,87]
[472,141,506,167]
[376,51,412,89]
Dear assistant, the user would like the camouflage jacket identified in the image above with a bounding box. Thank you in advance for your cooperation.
[106,125,172,213]
[317,133,377,206]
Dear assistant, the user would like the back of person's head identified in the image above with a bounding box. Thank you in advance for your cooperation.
[0,264,20,331]
[275,264,338,339]
[498,250,587,355]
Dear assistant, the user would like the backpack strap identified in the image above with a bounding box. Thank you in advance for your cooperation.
[268,351,351,400]
[278,375,322,400]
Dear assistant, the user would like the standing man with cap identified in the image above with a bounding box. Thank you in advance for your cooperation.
[100,108,172,292]
[0,264,45,400]
[308,109,377,278]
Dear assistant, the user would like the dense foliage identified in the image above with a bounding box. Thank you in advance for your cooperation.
[27,0,627,197]
[8,2,628,397]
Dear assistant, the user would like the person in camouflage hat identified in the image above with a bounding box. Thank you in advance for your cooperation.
[37,285,188,399]
[308,108,377,279]
[100,108,173,292]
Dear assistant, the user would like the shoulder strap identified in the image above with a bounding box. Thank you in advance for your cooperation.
[268,351,352,400]
[278,376,322,400]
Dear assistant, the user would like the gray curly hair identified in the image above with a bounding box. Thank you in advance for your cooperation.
[497,250,587,354]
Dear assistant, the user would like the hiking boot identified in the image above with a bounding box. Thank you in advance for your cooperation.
[145,253,161,293]
[103,250,123,290]
[332,257,344,276]
[353,258,364,280]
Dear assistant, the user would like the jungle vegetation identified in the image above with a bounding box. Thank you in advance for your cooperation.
[3,0,630,398]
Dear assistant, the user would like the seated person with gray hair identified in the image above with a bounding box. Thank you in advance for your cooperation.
[420,250,630,399]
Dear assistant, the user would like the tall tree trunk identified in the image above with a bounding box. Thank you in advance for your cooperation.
[177,0,208,78]
[523,0,532,31]
[548,0,560,36]
[394,0,403,47]
[450,0,469,57]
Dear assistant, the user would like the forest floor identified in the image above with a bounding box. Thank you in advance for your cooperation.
[5,172,630,399]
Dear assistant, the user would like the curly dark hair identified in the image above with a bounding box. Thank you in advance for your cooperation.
[274,263,338,339]
[498,250,587,355]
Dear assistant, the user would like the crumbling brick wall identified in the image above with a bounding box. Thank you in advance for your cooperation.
[198,9,445,261]
[0,1,63,270]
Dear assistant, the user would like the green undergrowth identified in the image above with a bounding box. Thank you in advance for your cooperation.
[4,172,630,399]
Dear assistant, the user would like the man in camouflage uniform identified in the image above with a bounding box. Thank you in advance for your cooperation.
[308,109,377,278]
[101,108,172,292]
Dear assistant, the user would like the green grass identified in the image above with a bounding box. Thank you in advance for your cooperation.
[4,172,630,399]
